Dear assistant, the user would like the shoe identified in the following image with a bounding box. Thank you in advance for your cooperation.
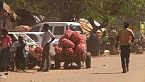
[122,70,126,73]
[37,69,42,72]
[0,75,7,79]
[5,72,8,75]
[42,69,49,72]
[127,68,129,72]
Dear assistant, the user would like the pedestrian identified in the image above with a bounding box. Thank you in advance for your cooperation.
[12,36,29,72]
[100,31,109,56]
[0,29,12,79]
[116,22,135,73]
[37,24,55,72]
[95,30,103,56]
[108,27,117,55]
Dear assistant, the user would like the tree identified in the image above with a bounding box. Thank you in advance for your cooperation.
[3,0,145,28]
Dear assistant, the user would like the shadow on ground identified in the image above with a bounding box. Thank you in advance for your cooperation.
[91,72,122,74]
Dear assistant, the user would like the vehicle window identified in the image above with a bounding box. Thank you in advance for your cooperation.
[41,26,53,32]
[49,26,53,32]
[69,26,83,33]
[54,26,64,35]
[15,34,34,43]
[31,26,41,32]
[27,34,39,42]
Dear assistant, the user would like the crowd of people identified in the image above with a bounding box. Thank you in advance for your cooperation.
[87,25,118,56]
[0,21,143,79]
[0,24,55,79]
[0,29,31,79]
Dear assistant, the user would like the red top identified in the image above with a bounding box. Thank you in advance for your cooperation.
[1,35,12,48]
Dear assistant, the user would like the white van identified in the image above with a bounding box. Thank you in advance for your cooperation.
[30,22,83,38]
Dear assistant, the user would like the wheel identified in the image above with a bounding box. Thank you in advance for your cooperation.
[36,61,41,67]
[54,55,61,69]
[76,60,81,69]
[85,52,91,68]
[63,58,71,69]
[27,54,37,69]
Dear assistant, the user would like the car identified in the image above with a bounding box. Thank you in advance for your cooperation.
[30,22,83,38]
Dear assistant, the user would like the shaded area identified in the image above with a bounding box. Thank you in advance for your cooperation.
[91,72,122,74]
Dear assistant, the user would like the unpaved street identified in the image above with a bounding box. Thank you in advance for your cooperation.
[1,53,145,82]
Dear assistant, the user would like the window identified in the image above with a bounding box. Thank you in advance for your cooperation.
[53,26,64,35]
[31,26,41,32]
[27,34,39,42]
[49,26,53,32]
[69,25,83,33]
[42,26,53,32]
[15,34,34,43]
[41,23,53,32]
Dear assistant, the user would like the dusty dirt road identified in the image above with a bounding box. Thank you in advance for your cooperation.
[1,53,145,82]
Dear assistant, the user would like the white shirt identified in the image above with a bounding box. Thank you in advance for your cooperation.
[41,30,55,47]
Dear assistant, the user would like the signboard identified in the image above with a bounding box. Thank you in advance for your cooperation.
[140,22,145,33]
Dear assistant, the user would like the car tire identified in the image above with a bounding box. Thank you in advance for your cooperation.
[85,52,91,68]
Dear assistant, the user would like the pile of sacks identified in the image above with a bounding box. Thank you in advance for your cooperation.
[34,46,43,54]
[55,30,87,58]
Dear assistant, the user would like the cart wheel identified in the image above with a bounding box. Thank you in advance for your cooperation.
[55,55,61,69]
[85,52,91,68]
[27,54,37,69]
[36,61,41,67]
[64,58,71,69]
[76,60,81,69]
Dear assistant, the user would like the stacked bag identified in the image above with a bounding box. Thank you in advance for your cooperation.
[34,46,43,54]
[55,30,87,58]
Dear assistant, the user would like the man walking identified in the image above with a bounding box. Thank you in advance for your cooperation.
[116,22,135,73]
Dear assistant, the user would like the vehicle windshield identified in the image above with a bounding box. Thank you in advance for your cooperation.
[15,34,34,44]
[69,25,83,33]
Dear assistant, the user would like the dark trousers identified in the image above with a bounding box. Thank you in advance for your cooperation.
[41,54,50,71]
[0,48,11,72]
[109,38,116,54]
[120,45,131,70]
[40,43,50,71]
[15,55,27,70]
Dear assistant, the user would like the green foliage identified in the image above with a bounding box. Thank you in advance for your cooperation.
[2,0,145,27]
